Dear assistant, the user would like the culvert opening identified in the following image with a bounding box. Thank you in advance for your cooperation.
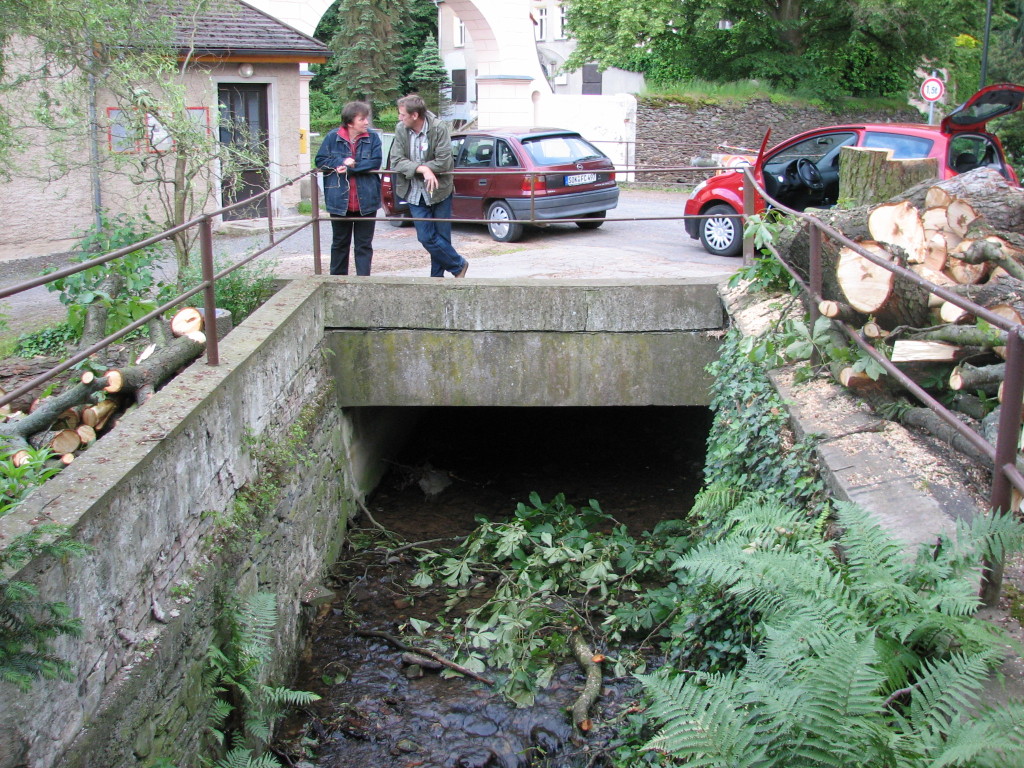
[288,406,712,767]
[372,405,712,538]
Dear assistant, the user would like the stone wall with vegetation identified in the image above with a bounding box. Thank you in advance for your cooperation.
[635,98,921,183]
[0,280,383,768]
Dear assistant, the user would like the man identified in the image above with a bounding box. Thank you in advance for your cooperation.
[390,94,469,278]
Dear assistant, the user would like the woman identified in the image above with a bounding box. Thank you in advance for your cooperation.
[315,101,382,275]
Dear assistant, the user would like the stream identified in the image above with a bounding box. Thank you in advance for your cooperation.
[284,406,711,768]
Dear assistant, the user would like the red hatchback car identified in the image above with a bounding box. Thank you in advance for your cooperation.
[684,83,1024,256]
[382,127,619,242]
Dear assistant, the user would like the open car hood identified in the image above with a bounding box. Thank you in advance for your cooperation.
[941,83,1024,133]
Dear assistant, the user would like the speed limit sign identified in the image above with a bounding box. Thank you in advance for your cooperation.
[921,77,945,102]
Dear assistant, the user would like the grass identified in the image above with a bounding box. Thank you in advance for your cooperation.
[640,78,913,115]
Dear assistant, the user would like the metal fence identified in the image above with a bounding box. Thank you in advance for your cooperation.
[2,162,1020,601]
[734,166,1024,604]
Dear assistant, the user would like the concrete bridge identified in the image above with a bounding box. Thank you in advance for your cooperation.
[0,276,983,768]
[0,277,724,768]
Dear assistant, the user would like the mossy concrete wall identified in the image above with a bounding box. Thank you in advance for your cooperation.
[0,279,399,768]
[324,277,725,407]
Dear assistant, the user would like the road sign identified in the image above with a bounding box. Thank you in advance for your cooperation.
[921,77,945,102]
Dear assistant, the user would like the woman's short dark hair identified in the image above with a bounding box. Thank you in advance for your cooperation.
[397,94,427,120]
[341,101,371,127]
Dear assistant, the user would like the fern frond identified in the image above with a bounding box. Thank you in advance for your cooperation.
[260,685,320,707]
[237,592,277,663]
[215,747,280,768]
[907,652,993,740]
[690,483,745,525]
[639,671,768,767]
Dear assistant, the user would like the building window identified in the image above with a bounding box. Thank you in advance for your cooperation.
[582,64,602,95]
[455,18,466,48]
[451,69,467,103]
[556,4,567,39]
[535,7,547,41]
[108,107,210,153]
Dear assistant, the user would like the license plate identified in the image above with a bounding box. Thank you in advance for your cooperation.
[565,173,597,186]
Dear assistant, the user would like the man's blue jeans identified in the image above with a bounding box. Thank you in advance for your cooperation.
[407,194,468,277]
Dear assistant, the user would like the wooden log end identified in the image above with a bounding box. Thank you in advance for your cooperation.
[11,449,31,467]
[60,453,75,466]
[170,307,204,337]
[49,429,82,455]
[103,369,124,394]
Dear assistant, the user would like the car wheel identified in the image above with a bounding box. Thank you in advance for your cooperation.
[487,201,523,242]
[388,212,412,228]
[575,211,605,230]
[698,204,742,257]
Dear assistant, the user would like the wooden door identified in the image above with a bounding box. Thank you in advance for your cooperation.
[218,84,270,220]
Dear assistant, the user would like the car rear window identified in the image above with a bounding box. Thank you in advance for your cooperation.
[862,132,934,159]
[521,135,606,165]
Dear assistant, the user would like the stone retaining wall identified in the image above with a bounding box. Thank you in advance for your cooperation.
[635,98,921,183]
[0,279,380,768]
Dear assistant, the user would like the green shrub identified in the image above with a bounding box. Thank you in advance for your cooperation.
[12,322,80,358]
[180,257,277,326]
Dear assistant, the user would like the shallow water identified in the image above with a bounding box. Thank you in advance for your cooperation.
[286,406,710,767]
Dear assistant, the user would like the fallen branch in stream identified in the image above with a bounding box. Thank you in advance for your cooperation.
[355,629,495,686]
[569,632,603,732]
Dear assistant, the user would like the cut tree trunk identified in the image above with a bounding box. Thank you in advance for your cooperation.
[902,167,1024,233]
[0,375,111,454]
[836,242,933,327]
[102,331,206,404]
[838,146,938,208]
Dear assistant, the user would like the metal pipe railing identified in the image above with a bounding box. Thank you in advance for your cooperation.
[738,166,1024,605]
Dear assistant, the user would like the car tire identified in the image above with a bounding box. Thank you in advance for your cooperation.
[575,211,605,230]
[487,201,523,242]
[698,204,742,257]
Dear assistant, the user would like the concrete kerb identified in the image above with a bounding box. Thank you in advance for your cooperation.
[720,283,981,551]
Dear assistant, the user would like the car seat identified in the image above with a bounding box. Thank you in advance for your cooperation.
[473,144,493,166]
[953,152,979,174]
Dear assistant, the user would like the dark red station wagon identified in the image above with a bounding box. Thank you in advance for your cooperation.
[382,127,619,242]
[684,83,1024,256]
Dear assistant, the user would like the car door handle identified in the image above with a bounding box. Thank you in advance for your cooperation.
[478,179,488,185]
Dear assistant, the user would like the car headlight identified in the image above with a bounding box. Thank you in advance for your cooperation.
[688,180,708,199]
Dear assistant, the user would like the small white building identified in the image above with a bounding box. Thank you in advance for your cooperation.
[437,0,645,125]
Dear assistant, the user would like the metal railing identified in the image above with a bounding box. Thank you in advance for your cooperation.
[733,166,1024,605]
[6,160,1017,603]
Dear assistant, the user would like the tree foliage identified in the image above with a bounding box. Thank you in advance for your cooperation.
[409,33,451,115]
[563,0,980,98]
[318,0,407,107]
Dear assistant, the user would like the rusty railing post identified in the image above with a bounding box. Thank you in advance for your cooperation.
[981,328,1024,605]
[808,224,823,366]
[199,217,220,366]
[310,170,322,275]
[742,167,756,266]
[266,188,275,245]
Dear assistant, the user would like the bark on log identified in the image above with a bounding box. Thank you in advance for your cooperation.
[102,331,206,404]
[0,375,111,454]
[569,633,602,732]
[950,362,1005,393]
[838,146,938,208]
[902,167,1024,233]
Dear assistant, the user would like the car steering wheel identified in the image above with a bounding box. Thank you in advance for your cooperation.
[795,158,824,191]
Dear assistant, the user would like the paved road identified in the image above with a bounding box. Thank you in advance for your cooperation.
[0,188,739,337]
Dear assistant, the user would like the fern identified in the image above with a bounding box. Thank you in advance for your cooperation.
[204,592,319,765]
[640,493,1024,767]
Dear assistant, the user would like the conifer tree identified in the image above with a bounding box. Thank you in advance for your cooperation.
[409,33,451,117]
[325,0,407,109]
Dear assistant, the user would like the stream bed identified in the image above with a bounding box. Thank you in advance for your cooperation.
[283,406,710,768]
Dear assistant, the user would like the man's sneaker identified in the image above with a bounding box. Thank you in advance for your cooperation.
[455,261,469,278]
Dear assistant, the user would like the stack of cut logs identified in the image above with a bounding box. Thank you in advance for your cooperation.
[781,164,1024,463]
[2,307,209,468]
